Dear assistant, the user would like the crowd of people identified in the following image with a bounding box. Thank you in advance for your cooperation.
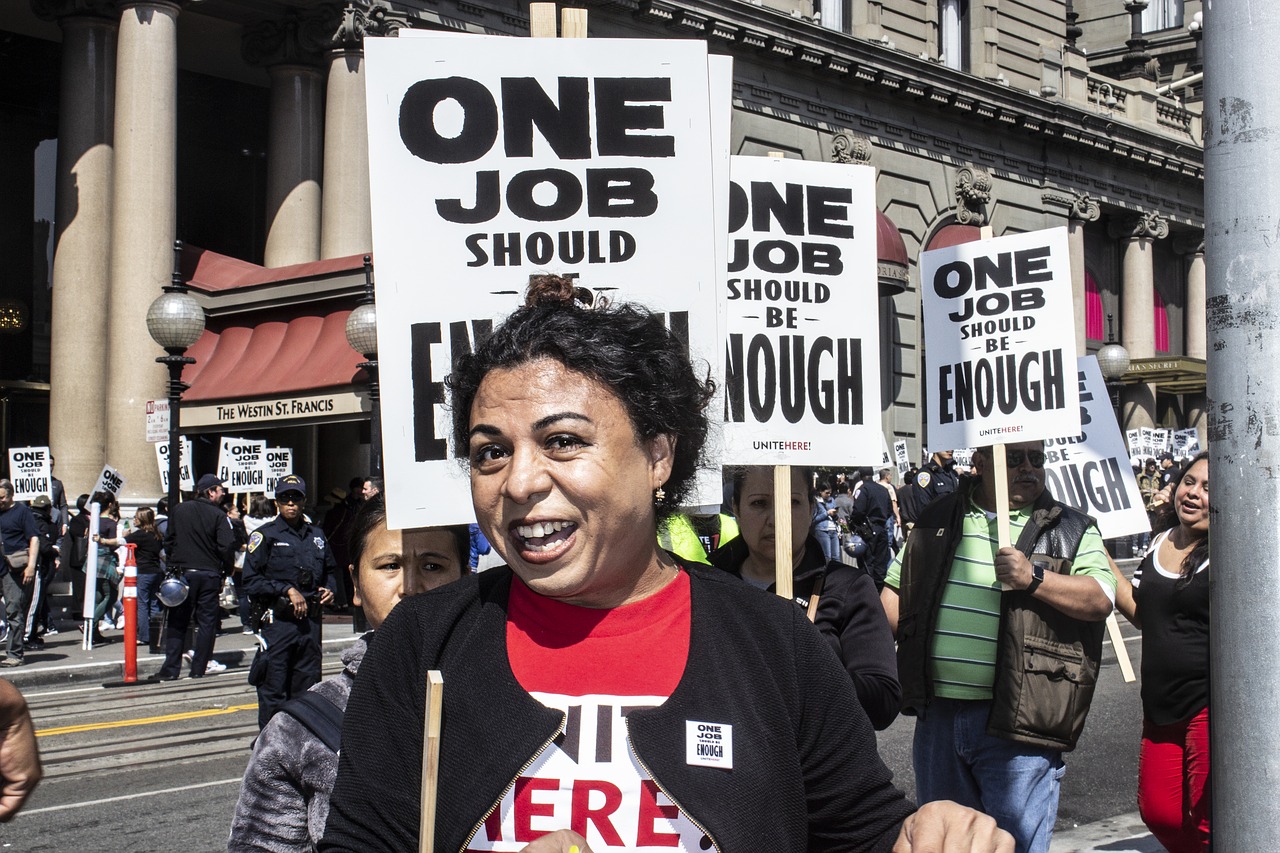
[0,278,1213,851]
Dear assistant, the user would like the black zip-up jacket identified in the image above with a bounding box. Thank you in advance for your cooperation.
[708,537,901,730]
[163,496,235,574]
[321,561,914,853]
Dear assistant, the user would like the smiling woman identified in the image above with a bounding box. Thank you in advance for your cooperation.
[320,276,1012,853]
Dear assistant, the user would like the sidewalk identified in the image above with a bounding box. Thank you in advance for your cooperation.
[1051,814,1164,852]
[1,594,362,690]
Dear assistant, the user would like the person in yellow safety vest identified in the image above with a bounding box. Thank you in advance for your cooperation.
[657,512,740,563]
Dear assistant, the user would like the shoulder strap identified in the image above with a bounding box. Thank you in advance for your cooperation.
[279,690,344,752]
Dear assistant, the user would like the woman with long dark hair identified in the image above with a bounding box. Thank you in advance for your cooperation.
[1113,451,1210,852]
[96,507,164,647]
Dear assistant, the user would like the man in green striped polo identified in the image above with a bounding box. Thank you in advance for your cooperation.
[880,440,1115,853]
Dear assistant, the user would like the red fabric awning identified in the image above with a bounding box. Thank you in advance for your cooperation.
[182,310,364,402]
[927,223,983,250]
[877,209,909,267]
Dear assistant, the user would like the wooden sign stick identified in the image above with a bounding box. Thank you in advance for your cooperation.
[419,670,444,853]
[774,465,794,601]
[529,2,557,37]
[560,6,588,37]
[1106,612,1136,682]
[976,225,1014,590]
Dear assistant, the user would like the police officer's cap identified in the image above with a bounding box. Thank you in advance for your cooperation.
[276,474,306,498]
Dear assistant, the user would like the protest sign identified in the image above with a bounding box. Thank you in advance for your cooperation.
[893,440,910,477]
[92,464,126,499]
[1151,428,1171,455]
[7,447,51,502]
[1041,356,1149,539]
[365,35,722,527]
[1139,427,1155,459]
[217,437,267,492]
[952,448,975,470]
[155,439,194,493]
[1125,429,1141,462]
[145,399,169,443]
[1173,428,1201,458]
[921,227,1081,450]
[720,157,881,465]
[263,448,294,498]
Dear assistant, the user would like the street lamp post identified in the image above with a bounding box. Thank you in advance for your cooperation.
[345,256,381,478]
[1096,312,1131,421]
[344,256,379,635]
[146,240,206,511]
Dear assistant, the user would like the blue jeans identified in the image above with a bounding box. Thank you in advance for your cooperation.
[134,573,163,644]
[816,526,840,563]
[913,698,1066,853]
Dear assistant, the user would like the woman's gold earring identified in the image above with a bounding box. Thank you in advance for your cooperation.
[654,487,666,504]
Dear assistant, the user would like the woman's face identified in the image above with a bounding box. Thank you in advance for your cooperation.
[351,523,464,630]
[735,467,809,566]
[468,358,675,608]
[1175,458,1209,535]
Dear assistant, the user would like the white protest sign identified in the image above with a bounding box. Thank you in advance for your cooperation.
[1041,356,1149,539]
[7,447,52,502]
[1173,428,1201,458]
[1151,428,1171,455]
[145,399,170,443]
[263,448,294,498]
[1125,429,1141,461]
[952,448,975,470]
[721,157,880,464]
[155,439,194,493]
[92,464,126,499]
[365,36,723,527]
[894,440,910,477]
[921,227,1080,449]
[1139,427,1154,459]
[217,437,267,492]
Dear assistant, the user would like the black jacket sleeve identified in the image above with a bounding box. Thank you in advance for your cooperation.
[816,566,902,730]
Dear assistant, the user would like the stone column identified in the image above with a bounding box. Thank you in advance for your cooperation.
[1177,235,1207,359]
[243,12,329,267]
[105,0,181,501]
[1110,210,1169,430]
[34,1,118,497]
[1068,192,1100,359]
[320,2,405,259]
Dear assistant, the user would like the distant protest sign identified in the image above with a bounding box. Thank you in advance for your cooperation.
[217,438,267,492]
[92,464,126,500]
[1173,428,1201,457]
[921,227,1080,450]
[721,157,880,465]
[7,447,51,502]
[365,36,722,528]
[1151,428,1171,455]
[1041,356,1148,539]
[263,448,294,498]
[155,439,194,493]
[894,440,910,477]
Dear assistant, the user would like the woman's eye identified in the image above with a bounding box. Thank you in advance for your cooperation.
[471,444,508,465]
[375,561,401,573]
[547,434,587,452]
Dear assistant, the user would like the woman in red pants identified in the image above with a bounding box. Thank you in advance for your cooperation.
[1113,450,1211,853]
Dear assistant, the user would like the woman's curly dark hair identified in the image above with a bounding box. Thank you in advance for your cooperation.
[1153,450,1209,587]
[447,275,716,516]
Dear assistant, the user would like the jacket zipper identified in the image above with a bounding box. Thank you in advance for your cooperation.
[457,711,566,853]
[623,718,724,853]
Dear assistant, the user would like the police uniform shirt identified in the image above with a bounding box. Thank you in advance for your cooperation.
[914,461,959,507]
[242,517,338,601]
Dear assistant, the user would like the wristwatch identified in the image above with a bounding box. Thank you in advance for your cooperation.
[1025,561,1046,594]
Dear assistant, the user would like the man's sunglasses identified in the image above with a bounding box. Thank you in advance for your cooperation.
[277,493,305,505]
[1005,449,1046,469]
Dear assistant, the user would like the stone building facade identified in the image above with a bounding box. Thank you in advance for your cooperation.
[0,0,1205,500]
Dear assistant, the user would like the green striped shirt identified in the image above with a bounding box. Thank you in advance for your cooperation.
[886,499,1114,700]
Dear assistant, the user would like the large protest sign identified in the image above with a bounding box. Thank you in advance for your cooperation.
[921,227,1081,450]
[365,36,722,527]
[263,448,294,498]
[721,157,880,464]
[7,447,51,502]
[217,437,267,492]
[92,465,126,500]
[1041,356,1149,539]
[155,439,194,493]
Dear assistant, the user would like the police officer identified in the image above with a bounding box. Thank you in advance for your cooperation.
[899,450,960,528]
[242,474,336,728]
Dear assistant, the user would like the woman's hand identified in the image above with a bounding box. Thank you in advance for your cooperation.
[892,801,1014,852]
[518,829,592,853]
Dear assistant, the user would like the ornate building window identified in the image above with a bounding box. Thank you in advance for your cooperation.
[939,0,969,71]
[1154,287,1170,352]
[1142,0,1183,32]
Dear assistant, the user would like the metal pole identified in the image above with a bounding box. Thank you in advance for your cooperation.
[163,356,186,511]
[1205,3,1280,847]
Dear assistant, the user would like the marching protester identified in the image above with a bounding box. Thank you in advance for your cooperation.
[321,275,1012,853]
[95,507,165,648]
[22,495,59,651]
[155,475,236,680]
[242,475,337,728]
[881,441,1116,853]
[228,493,467,852]
[1111,451,1211,853]
[0,481,37,667]
[708,465,900,729]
